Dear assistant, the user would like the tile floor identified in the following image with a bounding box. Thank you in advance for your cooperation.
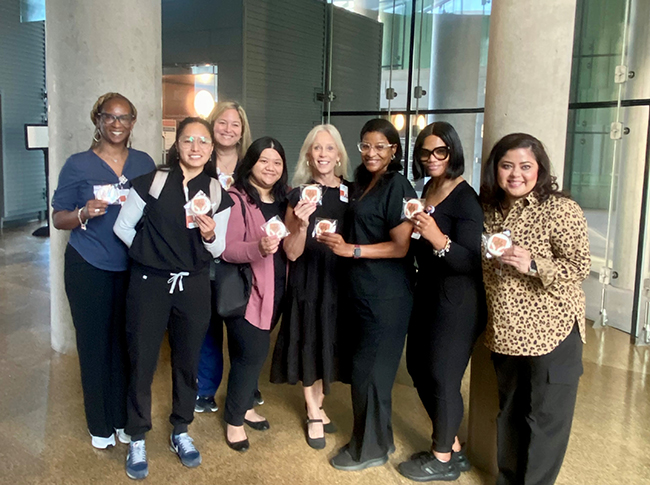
[1,222,649,485]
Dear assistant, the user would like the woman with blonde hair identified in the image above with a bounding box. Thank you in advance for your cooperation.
[51,92,155,449]
[270,124,350,449]
[195,100,255,414]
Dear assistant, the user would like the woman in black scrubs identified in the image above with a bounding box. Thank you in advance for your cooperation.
[319,118,416,471]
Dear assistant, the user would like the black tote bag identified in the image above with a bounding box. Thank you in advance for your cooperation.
[213,192,253,318]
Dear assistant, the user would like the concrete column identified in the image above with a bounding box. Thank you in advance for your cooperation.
[467,0,577,476]
[46,0,162,354]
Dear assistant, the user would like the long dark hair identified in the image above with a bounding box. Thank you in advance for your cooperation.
[355,118,403,190]
[233,136,289,206]
[480,133,564,209]
[162,117,217,178]
[412,121,464,180]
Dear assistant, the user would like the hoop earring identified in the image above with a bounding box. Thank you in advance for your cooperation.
[391,154,395,160]
[336,160,341,167]
[93,128,101,143]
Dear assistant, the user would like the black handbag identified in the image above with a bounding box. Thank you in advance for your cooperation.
[213,192,253,318]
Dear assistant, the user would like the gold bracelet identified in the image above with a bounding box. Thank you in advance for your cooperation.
[432,235,451,257]
[77,207,88,231]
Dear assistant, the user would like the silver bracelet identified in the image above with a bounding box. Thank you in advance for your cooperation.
[77,207,88,231]
[432,235,451,257]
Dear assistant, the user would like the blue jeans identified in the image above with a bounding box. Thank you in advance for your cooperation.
[197,282,224,397]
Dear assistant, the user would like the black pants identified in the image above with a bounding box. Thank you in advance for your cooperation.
[347,295,412,462]
[406,283,484,452]
[492,324,583,485]
[64,245,129,438]
[223,316,270,426]
[124,264,211,439]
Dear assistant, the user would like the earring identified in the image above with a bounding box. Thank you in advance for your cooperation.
[306,159,311,166]
[93,128,101,143]
[336,160,341,167]
[128,131,133,148]
[391,154,395,160]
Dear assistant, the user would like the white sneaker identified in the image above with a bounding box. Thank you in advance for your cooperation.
[89,430,116,449]
[116,428,131,444]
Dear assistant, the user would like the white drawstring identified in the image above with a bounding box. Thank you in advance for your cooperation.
[167,272,190,294]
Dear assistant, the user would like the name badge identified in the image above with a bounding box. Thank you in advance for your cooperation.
[339,183,349,203]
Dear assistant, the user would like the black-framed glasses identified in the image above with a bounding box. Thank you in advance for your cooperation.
[99,112,135,126]
[420,146,450,161]
[357,142,396,153]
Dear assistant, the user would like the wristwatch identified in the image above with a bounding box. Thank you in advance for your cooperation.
[528,259,538,276]
[353,245,361,259]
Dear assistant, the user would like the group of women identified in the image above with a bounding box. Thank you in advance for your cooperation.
[52,91,590,485]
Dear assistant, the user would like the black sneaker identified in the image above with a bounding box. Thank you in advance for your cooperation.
[253,389,264,406]
[452,448,471,472]
[398,454,460,482]
[195,395,218,413]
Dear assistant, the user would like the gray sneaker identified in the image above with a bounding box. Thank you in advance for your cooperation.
[170,433,202,468]
[126,440,148,480]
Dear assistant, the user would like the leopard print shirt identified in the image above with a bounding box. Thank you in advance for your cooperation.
[482,193,590,356]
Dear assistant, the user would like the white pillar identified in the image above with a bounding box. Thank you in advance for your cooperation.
[467,0,577,476]
[46,0,162,354]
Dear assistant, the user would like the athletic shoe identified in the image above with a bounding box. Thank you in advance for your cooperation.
[89,430,116,450]
[170,433,202,468]
[194,395,219,413]
[126,440,148,480]
[116,428,131,444]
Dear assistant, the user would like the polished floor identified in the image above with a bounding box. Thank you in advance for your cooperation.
[1,222,649,485]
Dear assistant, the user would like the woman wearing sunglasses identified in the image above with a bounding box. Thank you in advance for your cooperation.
[397,122,485,482]
[51,92,155,450]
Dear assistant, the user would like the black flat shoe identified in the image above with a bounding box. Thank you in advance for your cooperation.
[244,418,270,431]
[226,437,249,452]
[305,419,326,450]
[330,447,388,471]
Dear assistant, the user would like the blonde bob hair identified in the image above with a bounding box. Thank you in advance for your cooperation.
[292,124,349,186]
[207,101,252,160]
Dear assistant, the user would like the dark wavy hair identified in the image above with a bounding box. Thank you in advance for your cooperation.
[480,133,564,209]
[412,121,464,180]
[355,118,403,190]
[233,136,289,206]
[162,117,217,178]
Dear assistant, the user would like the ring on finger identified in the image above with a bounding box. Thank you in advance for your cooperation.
[415,220,420,226]
[94,208,100,213]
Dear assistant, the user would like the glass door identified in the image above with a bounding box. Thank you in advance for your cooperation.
[567,0,650,338]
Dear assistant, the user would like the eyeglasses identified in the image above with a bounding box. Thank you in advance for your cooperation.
[420,146,450,161]
[179,136,212,149]
[357,142,396,153]
[99,112,135,126]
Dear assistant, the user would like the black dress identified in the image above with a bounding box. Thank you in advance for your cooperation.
[270,182,349,394]
[406,180,486,453]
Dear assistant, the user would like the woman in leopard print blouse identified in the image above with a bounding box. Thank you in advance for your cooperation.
[480,133,590,485]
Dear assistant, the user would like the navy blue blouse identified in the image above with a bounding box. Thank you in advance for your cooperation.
[52,148,156,271]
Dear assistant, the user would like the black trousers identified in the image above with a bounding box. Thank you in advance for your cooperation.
[64,245,129,438]
[406,282,484,452]
[223,316,270,426]
[346,295,412,462]
[492,324,583,485]
[124,264,211,439]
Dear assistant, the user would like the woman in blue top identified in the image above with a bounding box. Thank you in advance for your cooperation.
[51,92,156,450]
